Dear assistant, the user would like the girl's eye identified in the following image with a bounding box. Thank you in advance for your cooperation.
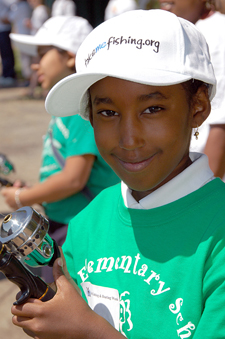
[98,110,119,117]
[143,106,162,114]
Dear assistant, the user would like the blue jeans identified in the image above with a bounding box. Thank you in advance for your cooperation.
[0,30,16,78]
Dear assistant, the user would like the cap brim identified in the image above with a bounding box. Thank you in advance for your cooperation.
[10,33,51,56]
[45,70,198,119]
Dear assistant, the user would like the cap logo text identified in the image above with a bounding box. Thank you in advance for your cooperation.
[85,35,160,67]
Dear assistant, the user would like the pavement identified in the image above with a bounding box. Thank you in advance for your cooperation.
[0,85,51,338]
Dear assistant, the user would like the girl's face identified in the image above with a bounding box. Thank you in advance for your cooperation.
[90,77,206,201]
[33,46,75,90]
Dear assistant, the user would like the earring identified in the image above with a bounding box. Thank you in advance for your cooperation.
[205,0,212,10]
[194,126,199,140]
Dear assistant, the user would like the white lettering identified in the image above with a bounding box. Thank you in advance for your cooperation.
[138,264,148,276]
[177,322,195,339]
[77,266,89,282]
[87,261,94,273]
[151,281,170,295]
[115,257,120,269]
[95,257,115,272]
[169,298,183,314]
[118,256,132,273]
[144,270,157,285]
[133,253,141,274]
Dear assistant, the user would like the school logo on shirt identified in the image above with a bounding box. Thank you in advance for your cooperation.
[119,291,133,336]
[81,282,133,336]
[81,282,120,330]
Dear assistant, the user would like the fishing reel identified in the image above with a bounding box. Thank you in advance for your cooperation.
[0,153,15,187]
[0,207,60,305]
[0,153,14,175]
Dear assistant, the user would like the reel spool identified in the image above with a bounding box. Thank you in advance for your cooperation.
[0,207,57,267]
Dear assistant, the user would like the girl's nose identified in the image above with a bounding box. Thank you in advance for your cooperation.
[119,115,145,150]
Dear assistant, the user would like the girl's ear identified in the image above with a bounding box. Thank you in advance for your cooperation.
[191,84,211,128]
[66,52,76,70]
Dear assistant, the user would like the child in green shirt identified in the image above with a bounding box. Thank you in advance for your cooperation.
[2,16,119,282]
[11,9,225,339]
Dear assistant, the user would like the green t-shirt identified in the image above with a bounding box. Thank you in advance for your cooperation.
[39,115,119,224]
[63,178,225,338]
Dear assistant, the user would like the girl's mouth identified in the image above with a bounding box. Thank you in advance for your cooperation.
[116,155,156,173]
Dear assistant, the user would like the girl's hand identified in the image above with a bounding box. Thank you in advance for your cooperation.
[1,187,24,209]
[1,181,28,209]
[13,179,27,188]
[48,247,82,295]
[11,253,102,339]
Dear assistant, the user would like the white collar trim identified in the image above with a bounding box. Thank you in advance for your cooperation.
[121,152,214,209]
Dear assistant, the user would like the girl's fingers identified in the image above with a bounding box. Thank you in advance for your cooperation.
[11,298,42,318]
[12,315,32,326]
[56,247,82,295]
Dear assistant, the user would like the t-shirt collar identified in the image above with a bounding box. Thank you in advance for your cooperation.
[122,152,214,209]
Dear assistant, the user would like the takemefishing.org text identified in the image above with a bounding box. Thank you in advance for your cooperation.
[85,35,160,67]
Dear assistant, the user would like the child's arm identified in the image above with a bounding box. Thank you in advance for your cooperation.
[204,124,225,178]
[11,253,125,339]
[1,154,95,209]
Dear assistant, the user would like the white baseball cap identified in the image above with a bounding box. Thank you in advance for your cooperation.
[45,9,216,120]
[10,15,93,57]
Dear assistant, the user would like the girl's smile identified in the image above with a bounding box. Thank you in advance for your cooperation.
[89,77,205,201]
[114,153,157,173]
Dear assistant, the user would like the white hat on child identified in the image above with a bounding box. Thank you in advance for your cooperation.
[10,16,92,56]
[45,9,217,120]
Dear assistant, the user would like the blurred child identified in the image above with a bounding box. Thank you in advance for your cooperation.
[8,0,32,83]
[11,9,225,339]
[0,0,16,87]
[2,16,120,282]
[51,0,76,17]
[25,0,48,35]
[159,0,225,179]
[24,0,49,96]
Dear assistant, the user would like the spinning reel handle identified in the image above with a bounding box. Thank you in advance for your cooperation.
[0,242,55,305]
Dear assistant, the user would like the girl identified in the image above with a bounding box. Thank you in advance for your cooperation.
[11,9,225,339]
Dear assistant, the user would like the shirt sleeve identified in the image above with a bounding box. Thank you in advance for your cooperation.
[193,223,225,338]
[65,116,100,158]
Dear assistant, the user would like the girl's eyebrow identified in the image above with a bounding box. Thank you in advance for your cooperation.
[92,96,113,105]
[137,92,168,102]
[93,92,168,106]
